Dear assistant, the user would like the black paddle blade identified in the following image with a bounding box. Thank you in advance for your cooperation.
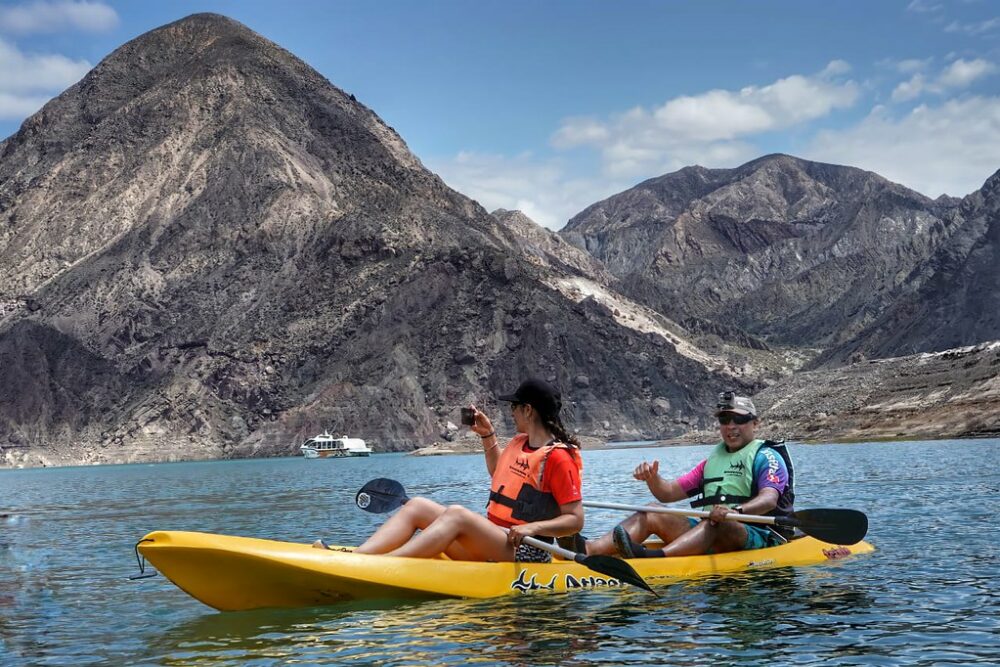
[574,553,658,596]
[784,508,869,545]
[356,478,410,513]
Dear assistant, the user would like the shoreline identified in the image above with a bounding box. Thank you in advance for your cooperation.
[5,431,996,470]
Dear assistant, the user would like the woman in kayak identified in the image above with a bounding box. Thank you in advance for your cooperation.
[348,378,583,562]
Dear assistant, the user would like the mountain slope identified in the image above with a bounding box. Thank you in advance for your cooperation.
[819,170,1000,363]
[561,154,960,350]
[0,14,748,465]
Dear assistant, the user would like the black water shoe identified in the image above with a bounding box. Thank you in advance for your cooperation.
[613,525,640,558]
[613,525,664,558]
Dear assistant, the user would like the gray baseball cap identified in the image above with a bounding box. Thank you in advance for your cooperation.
[715,391,756,416]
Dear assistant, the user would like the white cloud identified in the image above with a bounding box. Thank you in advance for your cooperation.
[428,151,629,230]
[0,38,91,92]
[821,59,852,77]
[906,0,943,13]
[0,1,117,34]
[0,91,52,117]
[894,58,934,74]
[808,96,1000,198]
[551,117,609,146]
[0,38,90,118]
[892,58,996,101]
[939,57,996,87]
[944,17,1000,35]
[550,62,859,179]
[892,74,928,102]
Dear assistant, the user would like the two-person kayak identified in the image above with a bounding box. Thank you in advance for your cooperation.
[137,530,874,611]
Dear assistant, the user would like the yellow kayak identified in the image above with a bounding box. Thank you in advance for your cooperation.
[137,530,874,611]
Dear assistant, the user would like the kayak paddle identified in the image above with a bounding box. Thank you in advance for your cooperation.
[354,478,657,595]
[355,477,411,513]
[584,501,868,545]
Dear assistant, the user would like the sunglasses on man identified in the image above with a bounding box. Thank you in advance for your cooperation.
[717,413,755,425]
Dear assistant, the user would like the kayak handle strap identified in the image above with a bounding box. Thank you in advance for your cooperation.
[129,538,158,581]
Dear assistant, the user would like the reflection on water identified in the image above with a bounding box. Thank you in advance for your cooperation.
[1,441,999,665]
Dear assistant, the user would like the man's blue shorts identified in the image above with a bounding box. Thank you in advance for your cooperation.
[688,518,779,551]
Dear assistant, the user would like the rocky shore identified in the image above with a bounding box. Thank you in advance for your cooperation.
[753,340,1000,442]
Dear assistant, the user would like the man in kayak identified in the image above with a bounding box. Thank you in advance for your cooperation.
[586,392,793,558]
[340,378,584,562]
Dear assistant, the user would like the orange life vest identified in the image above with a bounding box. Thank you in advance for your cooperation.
[486,434,583,525]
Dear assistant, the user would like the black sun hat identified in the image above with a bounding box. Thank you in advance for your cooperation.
[498,378,562,415]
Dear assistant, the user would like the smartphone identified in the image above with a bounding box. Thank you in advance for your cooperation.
[460,407,475,426]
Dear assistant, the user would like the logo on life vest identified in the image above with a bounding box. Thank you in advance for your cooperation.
[726,461,747,474]
[513,457,530,473]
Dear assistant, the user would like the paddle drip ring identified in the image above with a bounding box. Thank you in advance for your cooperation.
[356,492,371,509]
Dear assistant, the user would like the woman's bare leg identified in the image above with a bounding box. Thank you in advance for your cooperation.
[386,505,514,561]
[354,497,448,554]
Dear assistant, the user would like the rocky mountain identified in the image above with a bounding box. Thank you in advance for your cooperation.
[492,208,809,384]
[753,340,1000,442]
[561,155,962,352]
[561,157,1000,444]
[491,209,612,283]
[819,170,1000,364]
[0,14,751,467]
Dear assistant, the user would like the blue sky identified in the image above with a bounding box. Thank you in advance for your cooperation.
[1,1,998,228]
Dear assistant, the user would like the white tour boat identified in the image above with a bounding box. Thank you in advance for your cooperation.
[299,432,373,458]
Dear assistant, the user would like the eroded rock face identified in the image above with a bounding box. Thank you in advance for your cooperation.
[559,155,1000,435]
[819,170,1000,364]
[0,14,749,465]
[561,155,962,350]
[753,341,1000,442]
[491,209,613,283]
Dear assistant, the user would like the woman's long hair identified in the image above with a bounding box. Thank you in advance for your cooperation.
[539,408,581,449]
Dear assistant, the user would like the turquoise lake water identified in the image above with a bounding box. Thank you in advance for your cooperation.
[1,439,998,666]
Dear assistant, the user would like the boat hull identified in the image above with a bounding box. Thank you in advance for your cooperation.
[138,531,874,611]
[299,447,371,458]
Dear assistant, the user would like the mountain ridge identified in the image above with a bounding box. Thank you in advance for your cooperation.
[560,153,968,353]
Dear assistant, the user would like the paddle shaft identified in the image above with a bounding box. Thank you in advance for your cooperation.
[584,500,780,526]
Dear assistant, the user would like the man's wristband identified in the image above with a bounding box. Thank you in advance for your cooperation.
[481,431,496,439]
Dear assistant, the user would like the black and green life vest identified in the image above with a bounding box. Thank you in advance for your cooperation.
[689,438,796,538]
